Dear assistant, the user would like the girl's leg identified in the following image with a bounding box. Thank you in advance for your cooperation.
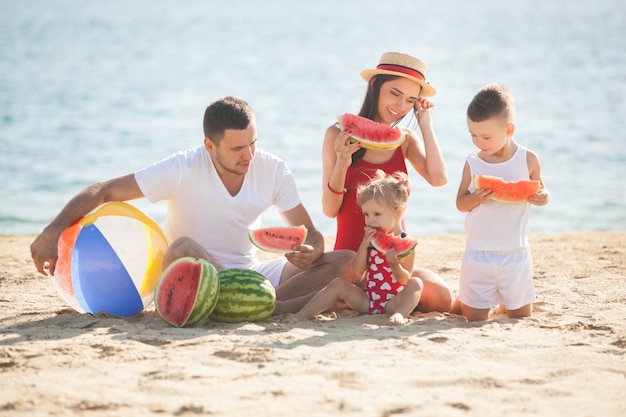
[413,267,453,313]
[385,277,423,325]
[295,278,369,320]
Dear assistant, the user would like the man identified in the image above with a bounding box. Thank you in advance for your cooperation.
[30,96,352,314]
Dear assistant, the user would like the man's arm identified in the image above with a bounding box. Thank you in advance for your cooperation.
[280,203,324,269]
[30,174,144,275]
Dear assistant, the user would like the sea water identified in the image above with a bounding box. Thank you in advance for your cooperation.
[1,0,625,237]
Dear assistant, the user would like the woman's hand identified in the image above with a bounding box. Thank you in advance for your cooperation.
[414,98,436,126]
[334,130,361,167]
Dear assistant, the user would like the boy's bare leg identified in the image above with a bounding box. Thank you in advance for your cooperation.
[506,303,532,319]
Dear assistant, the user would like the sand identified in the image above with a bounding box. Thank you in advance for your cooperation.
[0,231,624,416]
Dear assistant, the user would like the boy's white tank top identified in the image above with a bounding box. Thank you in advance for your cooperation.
[465,145,532,252]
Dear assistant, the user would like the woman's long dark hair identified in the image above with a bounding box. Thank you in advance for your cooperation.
[351,74,401,165]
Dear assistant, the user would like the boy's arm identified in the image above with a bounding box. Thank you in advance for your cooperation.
[527,150,550,206]
[456,162,492,212]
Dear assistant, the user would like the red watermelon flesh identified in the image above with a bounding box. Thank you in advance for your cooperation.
[154,257,219,327]
[249,225,308,253]
[473,175,540,204]
[338,113,407,151]
[371,229,417,259]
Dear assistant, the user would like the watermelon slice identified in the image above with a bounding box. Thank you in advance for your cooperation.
[473,175,540,204]
[338,113,407,151]
[371,229,417,259]
[249,225,308,253]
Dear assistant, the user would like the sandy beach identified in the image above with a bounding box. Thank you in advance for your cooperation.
[1,231,624,416]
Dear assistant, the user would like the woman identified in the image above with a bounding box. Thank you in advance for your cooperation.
[322,51,452,312]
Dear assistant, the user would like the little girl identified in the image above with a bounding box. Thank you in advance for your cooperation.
[295,170,421,325]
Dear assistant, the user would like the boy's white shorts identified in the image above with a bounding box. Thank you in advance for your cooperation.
[459,248,536,310]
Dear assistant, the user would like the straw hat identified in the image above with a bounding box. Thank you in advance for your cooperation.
[360,52,436,98]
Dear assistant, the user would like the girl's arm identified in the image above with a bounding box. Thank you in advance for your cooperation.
[403,100,447,187]
[352,227,376,278]
[321,124,361,218]
[386,247,415,285]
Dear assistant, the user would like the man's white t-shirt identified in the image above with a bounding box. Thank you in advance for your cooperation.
[134,145,301,270]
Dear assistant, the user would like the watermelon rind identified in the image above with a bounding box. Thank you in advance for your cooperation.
[473,175,540,204]
[371,229,417,259]
[338,113,407,151]
[249,225,308,253]
[210,268,276,323]
[154,257,220,327]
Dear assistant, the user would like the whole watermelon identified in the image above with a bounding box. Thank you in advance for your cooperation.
[210,268,276,323]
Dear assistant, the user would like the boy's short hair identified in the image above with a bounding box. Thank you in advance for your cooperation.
[467,83,515,123]
[203,96,255,144]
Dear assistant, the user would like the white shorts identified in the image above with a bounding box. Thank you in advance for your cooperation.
[249,258,288,288]
[459,248,535,310]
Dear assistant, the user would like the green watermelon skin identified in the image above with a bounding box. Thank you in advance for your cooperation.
[154,257,220,327]
[338,113,407,151]
[210,269,276,323]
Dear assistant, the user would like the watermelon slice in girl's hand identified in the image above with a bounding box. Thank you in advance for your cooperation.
[338,113,407,151]
[371,229,417,259]
[249,225,308,253]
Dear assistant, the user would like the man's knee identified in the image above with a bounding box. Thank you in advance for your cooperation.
[163,236,211,269]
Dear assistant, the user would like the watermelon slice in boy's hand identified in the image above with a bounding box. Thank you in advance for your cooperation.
[473,175,540,204]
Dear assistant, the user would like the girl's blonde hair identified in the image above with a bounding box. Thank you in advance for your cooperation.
[356,170,410,214]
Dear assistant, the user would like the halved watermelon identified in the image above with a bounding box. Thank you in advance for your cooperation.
[473,175,540,204]
[371,229,417,259]
[154,257,220,327]
[338,113,407,151]
[249,225,308,253]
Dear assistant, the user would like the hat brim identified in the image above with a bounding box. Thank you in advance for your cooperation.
[360,69,436,98]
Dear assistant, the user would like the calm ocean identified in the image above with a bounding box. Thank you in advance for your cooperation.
[1,0,625,237]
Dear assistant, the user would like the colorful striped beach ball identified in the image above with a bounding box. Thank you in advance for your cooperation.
[53,202,169,316]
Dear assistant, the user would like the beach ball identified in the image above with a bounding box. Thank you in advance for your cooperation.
[52,202,169,316]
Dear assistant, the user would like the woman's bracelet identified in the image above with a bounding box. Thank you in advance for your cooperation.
[327,182,346,195]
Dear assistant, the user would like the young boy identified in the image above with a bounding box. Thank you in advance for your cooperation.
[452,83,550,322]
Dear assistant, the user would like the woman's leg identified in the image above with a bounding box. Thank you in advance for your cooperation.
[412,267,453,313]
